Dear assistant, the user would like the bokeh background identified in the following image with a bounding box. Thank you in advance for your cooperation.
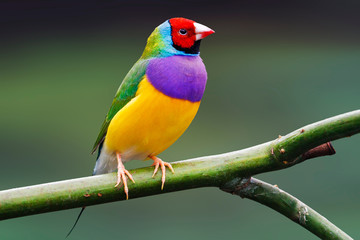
[1,1,359,239]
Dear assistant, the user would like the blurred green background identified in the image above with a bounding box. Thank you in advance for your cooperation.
[1,1,359,239]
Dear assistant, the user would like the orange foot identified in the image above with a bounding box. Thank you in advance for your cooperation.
[150,156,175,190]
[115,152,135,200]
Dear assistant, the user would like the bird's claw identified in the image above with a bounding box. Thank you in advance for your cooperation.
[151,156,175,190]
[115,153,135,200]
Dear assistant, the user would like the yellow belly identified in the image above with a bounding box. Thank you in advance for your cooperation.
[104,76,201,160]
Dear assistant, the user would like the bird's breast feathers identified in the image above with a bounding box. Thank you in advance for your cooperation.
[104,55,207,161]
[146,55,207,102]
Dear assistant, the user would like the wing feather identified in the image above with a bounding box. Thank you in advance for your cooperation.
[91,59,149,153]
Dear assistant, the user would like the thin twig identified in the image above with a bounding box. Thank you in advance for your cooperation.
[221,177,353,240]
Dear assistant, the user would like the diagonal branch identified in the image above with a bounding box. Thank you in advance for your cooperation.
[221,177,353,240]
[0,110,359,224]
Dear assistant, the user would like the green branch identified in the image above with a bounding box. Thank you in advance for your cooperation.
[0,110,359,238]
[221,177,353,240]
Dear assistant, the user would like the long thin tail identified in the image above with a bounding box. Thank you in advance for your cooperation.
[66,142,103,238]
[65,207,86,238]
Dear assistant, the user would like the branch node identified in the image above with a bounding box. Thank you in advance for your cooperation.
[298,205,309,225]
[220,177,251,198]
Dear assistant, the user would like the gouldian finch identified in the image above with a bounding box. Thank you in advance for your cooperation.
[93,17,214,198]
[66,17,214,237]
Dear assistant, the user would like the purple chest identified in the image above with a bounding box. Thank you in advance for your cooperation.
[146,55,207,102]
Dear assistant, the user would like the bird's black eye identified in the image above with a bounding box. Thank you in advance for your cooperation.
[179,29,187,35]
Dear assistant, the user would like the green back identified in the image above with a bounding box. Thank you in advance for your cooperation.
[91,59,149,153]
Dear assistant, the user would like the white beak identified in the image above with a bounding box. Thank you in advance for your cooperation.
[194,22,215,41]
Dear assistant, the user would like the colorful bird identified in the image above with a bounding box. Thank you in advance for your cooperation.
[67,17,214,237]
[92,17,214,198]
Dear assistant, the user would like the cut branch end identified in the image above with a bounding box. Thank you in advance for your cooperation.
[303,142,336,160]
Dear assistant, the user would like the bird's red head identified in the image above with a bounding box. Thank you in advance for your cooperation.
[168,17,214,54]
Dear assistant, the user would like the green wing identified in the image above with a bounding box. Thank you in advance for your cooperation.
[91,59,149,154]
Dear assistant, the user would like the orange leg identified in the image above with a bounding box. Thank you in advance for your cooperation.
[115,152,135,200]
[150,156,175,190]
